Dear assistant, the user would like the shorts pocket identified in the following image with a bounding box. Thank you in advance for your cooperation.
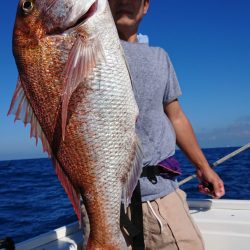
[176,188,190,212]
[177,188,187,200]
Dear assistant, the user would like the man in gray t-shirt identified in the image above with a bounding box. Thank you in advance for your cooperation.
[108,0,225,249]
[121,40,180,202]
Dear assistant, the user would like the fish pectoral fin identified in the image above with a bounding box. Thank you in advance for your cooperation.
[7,77,51,156]
[61,35,105,140]
[123,137,143,209]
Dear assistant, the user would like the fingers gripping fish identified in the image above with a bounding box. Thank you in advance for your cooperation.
[9,0,142,249]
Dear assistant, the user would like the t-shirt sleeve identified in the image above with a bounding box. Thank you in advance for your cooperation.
[163,52,182,105]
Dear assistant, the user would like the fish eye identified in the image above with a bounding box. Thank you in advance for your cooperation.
[22,0,34,14]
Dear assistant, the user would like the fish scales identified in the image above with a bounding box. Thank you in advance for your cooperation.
[9,0,142,249]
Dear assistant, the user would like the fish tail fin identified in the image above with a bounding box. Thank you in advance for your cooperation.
[123,137,143,209]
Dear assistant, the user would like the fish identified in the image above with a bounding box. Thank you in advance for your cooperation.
[8,0,142,249]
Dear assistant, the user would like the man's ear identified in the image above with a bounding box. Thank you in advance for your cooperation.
[143,0,150,15]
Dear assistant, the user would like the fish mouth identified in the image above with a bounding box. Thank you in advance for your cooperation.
[65,0,98,32]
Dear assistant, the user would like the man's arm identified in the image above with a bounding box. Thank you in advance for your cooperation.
[164,99,225,198]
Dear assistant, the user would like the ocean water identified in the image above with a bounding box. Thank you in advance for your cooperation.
[0,147,249,244]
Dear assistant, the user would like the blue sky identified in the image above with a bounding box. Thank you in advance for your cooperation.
[1,0,250,160]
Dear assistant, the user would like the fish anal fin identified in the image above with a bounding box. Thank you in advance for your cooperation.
[61,35,105,140]
[52,157,81,222]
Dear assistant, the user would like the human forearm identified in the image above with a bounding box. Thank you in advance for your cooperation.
[165,100,225,198]
[172,113,209,171]
[165,100,209,170]
[172,113,225,197]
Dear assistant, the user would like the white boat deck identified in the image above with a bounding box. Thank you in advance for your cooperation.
[16,199,250,250]
[189,199,250,250]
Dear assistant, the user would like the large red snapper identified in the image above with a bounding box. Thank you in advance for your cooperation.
[8,0,142,248]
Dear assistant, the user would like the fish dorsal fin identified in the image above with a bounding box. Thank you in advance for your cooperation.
[61,35,105,140]
[8,78,81,222]
[123,137,143,209]
[7,77,52,155]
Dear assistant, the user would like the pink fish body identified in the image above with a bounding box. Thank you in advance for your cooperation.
[9,0,142,248]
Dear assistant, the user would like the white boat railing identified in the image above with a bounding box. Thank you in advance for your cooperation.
[15,199,250,250]
[16,222,82,250]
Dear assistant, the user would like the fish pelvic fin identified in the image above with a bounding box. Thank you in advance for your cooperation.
[123,137,143,210]
[61,34,105,140]
[7,77,51,155]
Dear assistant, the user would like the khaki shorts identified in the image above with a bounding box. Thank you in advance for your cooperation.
[81,189,205,250]
[122,188,205,250]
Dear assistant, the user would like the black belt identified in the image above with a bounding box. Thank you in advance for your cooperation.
[141,165,177,184]
[140,165,161,184]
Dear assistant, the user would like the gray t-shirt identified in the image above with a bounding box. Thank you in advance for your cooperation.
[121,40,182,202]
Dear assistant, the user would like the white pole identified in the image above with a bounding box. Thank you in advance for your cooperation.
[179,143,250,186]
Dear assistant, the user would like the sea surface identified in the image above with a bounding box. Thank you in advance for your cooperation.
[0,147,249,244]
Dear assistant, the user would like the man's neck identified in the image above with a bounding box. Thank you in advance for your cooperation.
[118,28,138,43]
